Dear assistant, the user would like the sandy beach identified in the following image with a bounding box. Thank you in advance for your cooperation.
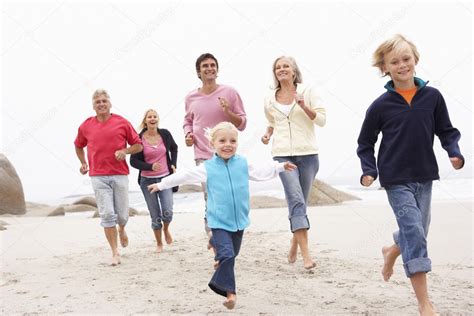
[1,198,472,315]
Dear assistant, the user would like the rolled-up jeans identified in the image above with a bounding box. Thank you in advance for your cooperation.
[139,176,173,230]
[90,175,129,228]
[385,181,433,277]
[274,154,319,232]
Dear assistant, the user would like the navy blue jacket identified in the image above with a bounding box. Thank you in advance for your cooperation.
[357,78,464,187]
[130,128,178,192]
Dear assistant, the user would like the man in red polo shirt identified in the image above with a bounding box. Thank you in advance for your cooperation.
[75,89,142,266]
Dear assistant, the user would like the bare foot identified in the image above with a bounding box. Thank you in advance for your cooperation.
[223,293,236,310]
[111,253,121,266]
[303,259,316,270]
[119,228,128,248]
[287,238,297,263]
[419,302,438,316]
[156,244,163,253]
[382,246,398,281]
[164,230,173,244]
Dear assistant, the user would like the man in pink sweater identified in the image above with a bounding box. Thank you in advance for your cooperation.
[183,53,247,245]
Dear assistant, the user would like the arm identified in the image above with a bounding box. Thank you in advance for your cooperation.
[261,97,275,144]
[356,108,380,186]
[183,97,194,146]
[75,146,89,175]
[115,143,143,161]
[220,90,247,130]
[149,164,206,192]
[306,86,326,127]
[130,150,153,171]
[434,93,464,169]
[248,161,295,181]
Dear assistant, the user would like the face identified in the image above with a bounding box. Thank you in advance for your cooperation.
[93,95,111,115]
[211,129,238,161]
[198,58,218,81]
[382,43,417,85]
[144,110,158,129]
[274,58,295,83]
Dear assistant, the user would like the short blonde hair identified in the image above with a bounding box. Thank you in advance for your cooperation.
[139,109,159,131]
[372,34,420,77]
[92,89,110,100]
[207,122,238,143]
[272,56,303,89]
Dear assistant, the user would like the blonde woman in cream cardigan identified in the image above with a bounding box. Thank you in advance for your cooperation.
[261,56,326,269]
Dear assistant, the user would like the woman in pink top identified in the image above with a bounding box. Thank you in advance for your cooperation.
[130,109,178,253]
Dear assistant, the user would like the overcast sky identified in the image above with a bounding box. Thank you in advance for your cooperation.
[1,0,472,201]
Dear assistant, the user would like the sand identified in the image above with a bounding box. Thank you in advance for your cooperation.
[1,199,472,315]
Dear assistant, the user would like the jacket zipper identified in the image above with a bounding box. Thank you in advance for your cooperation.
[225,163,239,229]
[272,102,297,156]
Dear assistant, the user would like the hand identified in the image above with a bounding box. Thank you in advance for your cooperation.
[151,162,161,171]
[218,97,229,112]
[79,163,89,175]
[261,134,270,145]
[294,93,305,108]
[148,184,160,193]
[283,162,297,171]
[185,132,194,146]
[115,149,127,161]
[361,175,375,187]
[450,157,463,170]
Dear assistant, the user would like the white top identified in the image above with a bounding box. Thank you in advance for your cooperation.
[157,160,286,191]
[274,101,294,116]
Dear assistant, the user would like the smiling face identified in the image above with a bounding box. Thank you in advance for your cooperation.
[144,110,159,129]
[383,42,417,87]
[210,128,238,161]
[198,57,218,82]
[274,57,295,84]
[93,94,111,116]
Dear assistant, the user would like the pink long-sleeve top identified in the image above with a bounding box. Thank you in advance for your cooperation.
[183,84,247,160]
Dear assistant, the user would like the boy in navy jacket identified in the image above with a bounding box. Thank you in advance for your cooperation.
[357,34,464,315]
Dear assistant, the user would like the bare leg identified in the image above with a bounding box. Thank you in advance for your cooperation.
[118,225,128,248]
[382,244,401,281]
[223,292,236,310]
[410,272,438,315]
[153,229,163,253]
[163,222,173,245]
[104,227,120,266]
[287,237,298,263]
[294,229,315,269]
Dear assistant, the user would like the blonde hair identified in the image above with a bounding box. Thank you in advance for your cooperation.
[372,34,420,77]
[139,109,159,130]
[206,122,238,143]
[92,89,110,100]
[272,56,303,89]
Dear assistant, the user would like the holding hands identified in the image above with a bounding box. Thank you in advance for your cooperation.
[148,184,159,193]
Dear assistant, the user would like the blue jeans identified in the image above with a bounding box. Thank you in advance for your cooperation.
[385,181,433,277]
[274,154,319,232]
[208,229,244,297]
[139,176,173,230]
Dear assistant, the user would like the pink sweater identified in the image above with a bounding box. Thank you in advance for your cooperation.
[183,84,247,160]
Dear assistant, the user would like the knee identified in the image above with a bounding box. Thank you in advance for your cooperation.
[101,213,117,227]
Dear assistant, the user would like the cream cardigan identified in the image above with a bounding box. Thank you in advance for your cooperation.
[264,83,326,157]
